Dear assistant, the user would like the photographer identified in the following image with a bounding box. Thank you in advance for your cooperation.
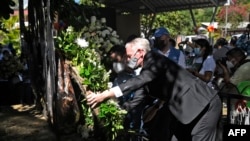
[217,48,250,86]
[213,38,233,87]
[217,48,250,124]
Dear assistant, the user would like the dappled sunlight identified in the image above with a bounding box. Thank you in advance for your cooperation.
[0,104,83,141]
[143,51,184,101]
[0,104,56,141]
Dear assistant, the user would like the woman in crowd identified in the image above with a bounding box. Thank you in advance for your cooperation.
[187,35,216,88]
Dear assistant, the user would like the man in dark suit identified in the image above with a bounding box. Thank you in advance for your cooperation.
[87,38,222,141]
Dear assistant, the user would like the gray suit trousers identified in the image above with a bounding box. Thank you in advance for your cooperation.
[171,94,222,141]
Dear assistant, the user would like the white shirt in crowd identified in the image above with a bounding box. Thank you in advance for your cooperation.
[193,55,216,88]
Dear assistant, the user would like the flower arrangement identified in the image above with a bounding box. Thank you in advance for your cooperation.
[55,16,126,141]
[80,16,123,68]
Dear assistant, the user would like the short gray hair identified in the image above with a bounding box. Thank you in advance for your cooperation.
[125,38,151,52]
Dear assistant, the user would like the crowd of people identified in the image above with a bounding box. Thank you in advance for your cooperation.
[86,27,250,141]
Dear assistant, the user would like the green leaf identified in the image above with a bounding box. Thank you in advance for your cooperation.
[84,69,90,76]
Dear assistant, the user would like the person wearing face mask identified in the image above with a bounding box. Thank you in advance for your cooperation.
[217,47,250,125]
[151,28,187,140]
[212,38,233,83]
[218,47,250,87]
[153,27,186,68]
[187,35,216,89]
[108,45,150,133]
[87,37,222,141]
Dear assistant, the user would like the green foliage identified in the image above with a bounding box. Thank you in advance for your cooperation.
[78,47,110,91]
[0,5,23,80]
[55,26,110,91]
[53,1,89,31]
[55,28,79,61]
[81,100,94,127]
[0,16,21,55]
[193,8,214,22]
[98,100,127,141]
[140,4,247,38]
[141,10,194,37]
[80,0,104,6]
[55,17,125,140]
[217,0,250,29]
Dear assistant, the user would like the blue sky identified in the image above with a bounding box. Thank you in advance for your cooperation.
[24,0,28,8]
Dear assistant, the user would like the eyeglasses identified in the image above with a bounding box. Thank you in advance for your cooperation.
[127,49,140,59]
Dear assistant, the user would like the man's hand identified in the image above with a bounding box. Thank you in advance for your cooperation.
[86,92,103,108]
[187,68,198,76]
[86,89,116,108]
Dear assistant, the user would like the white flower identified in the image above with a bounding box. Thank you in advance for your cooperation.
[110,37,120,44]
[96,31,102,36]
[66,26,73,32]
[87,58,92,62]
[76,38,89,48]
[111,31,117,36]
[101,29,110,38]
[107,27,113,32]
[101,18,106,23]
[97,65,102,69]
[107,82,113,89]
[90,16,96,24]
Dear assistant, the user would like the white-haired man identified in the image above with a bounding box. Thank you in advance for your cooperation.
[87,38,222,141]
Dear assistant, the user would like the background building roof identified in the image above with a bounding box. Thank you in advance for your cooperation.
[103,0,228,14]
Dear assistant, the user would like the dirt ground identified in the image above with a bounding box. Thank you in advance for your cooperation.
[0,104,82,141]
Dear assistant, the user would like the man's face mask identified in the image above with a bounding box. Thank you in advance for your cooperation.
[154,38,166,50]
[112,62,125,73]
[228,57,238,67]
[127,51,139,69]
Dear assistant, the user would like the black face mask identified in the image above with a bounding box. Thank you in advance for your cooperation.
[154,39,166,50]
